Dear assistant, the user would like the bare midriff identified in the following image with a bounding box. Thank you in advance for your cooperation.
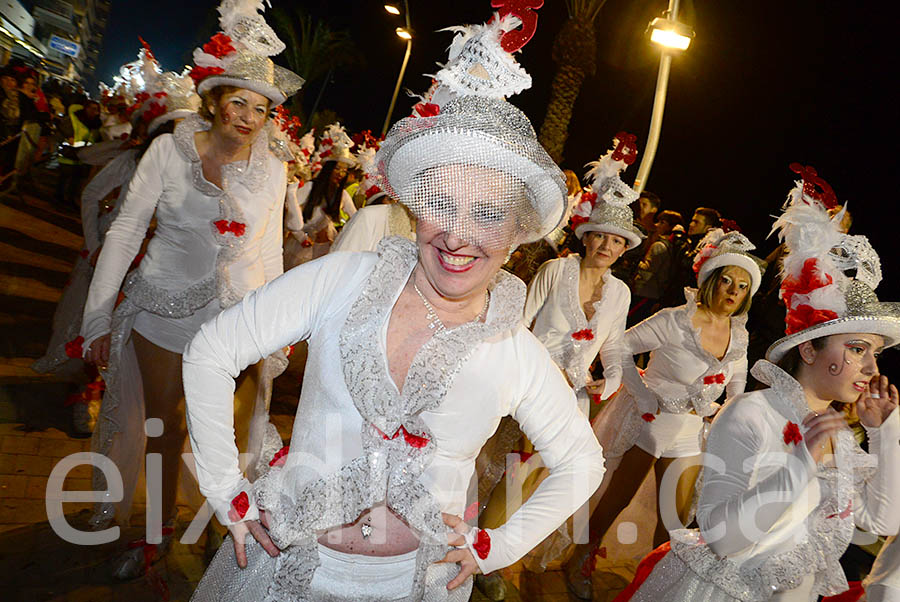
[318,502,420,556]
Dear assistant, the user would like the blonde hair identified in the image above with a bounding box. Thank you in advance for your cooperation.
[698,265,753,316]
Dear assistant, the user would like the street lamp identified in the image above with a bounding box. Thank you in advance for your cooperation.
[632,0,695,193]
[381,0,412,136]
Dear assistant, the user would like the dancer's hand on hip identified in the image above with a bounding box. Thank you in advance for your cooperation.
[440,512,480,590]
[228,508,280,569]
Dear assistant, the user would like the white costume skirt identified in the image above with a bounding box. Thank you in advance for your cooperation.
[630,549,815,602]
[634,411,704,458]
[191,537,473,602]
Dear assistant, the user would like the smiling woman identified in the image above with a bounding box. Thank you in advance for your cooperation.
[184,9,607,602]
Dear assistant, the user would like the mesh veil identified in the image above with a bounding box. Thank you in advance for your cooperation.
[376,96,566,250]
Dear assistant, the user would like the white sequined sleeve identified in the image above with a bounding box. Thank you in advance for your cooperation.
[81,139,169,351]
[183,252,376,524]
[855,406,900,536]
[473,333,606,574]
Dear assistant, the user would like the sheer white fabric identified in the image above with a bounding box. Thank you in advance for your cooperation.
[80,148,137,254]
[183,239,605,577]
[523,255,629,402]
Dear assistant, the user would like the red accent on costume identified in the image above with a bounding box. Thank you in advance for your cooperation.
[611,132,639,165]
[491,0,543,52]
[365,185,382,199]
[214,220,247,237]
[473,529,491,559]
[231,491,250,518]
[570,214,589,228]
[692,246,716,276]
[269,446,290,467]
[641,413,656,422]
[65,336,85,358]
[783,421,803,446]
[138,36,156,62]
[572,329,594,341]
[376,425,430,449]
[789,163,838,209]
[826,500,853,520]
[612,543,672,602]
[720,219,741,233]
[785,305,839,335]
[141,101,167,124]
[703,373,726,385]
[413,102,441,117]
[189,65,225,86]
[203,33,236,59]
[820,581,864,602]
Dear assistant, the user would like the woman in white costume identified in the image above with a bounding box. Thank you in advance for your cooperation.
[282,124,357,267]
[626,164,900,602]
[524,134,642,415]
[80,0,302,576]
[32,44,200,434]
[564,226,763,598]
[185,10,604,601]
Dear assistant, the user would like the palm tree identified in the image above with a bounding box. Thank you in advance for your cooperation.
[538,0,610,164]
[270,4,361,124]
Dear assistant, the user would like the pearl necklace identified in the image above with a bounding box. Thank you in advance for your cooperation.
[412,282,489,334]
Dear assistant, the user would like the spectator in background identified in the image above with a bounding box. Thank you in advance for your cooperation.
[14,67,52,191]
[56,99,101,208]
[630,209,683,325]
[612,191,661,285]
[660,206,722,308]
[0,65,22,187]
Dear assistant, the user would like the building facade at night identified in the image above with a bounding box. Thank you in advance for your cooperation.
[1,0,111,84]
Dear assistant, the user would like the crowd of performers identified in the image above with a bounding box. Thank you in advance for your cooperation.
[27,0,900,600]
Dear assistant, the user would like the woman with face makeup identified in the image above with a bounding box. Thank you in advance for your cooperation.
[184,13,605,601]
[563,228,763,599]
[622,166,900,602]
[33,46,200,436]
[79,2,302,579]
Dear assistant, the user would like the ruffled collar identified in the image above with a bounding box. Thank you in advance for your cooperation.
[677,287,748,367]
[339,236,526,437]
[172,113,270,196]
[563,254,616,332]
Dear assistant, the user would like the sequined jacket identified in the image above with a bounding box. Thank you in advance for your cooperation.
[523,255,629,400]
[623,288,749,416]
[183,237,605,597]
[667,361,900,600]
[81,114,286,350]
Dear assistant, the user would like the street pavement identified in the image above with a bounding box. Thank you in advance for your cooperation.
[0,170,651,601]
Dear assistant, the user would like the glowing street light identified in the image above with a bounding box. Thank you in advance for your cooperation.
[382,0,412,136]
[633,0,694,193]
[649,17,694,51]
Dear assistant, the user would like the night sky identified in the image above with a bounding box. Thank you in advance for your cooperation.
[96,1,896,298]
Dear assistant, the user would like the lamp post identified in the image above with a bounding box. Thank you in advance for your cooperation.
[632,0,694,193]
[381,1,412,137]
